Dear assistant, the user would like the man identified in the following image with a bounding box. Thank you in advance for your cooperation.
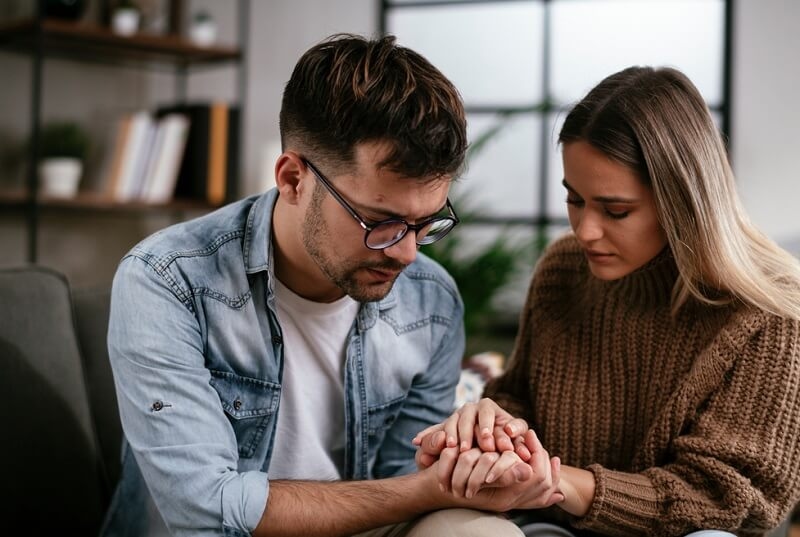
[102,34,535,537]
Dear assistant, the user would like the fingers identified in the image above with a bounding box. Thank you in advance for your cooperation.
[437,447,460,493]
[477,400,498,446]
[513,434,531,461]
[415,449,437,470]
[493,424,513,453]
[484,450,526,486]
[412,422,443,446]
[419,430,446,456]
[457,405,478,452]
[464,451,500,499]
[449,448,485,498]
[503,417,529,439]
[443,411,460,449]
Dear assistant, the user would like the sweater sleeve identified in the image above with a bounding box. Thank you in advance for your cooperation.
[573,313,800,536]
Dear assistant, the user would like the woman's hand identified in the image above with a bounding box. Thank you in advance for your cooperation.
[413,398,531,469]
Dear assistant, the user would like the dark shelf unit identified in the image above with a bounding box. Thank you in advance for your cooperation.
[0,1,250,263]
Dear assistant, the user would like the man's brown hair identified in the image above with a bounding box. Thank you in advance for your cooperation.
[280,34,467,180]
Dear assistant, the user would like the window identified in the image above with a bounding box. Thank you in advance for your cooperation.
[383,0,731,313]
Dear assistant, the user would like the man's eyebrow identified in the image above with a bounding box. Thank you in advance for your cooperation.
[562,179,638,204]
[355,200,447,222]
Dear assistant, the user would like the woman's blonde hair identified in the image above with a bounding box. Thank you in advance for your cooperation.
[559,66,800,320]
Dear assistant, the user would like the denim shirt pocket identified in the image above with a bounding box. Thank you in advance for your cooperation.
[209,371,281,459]
[367,395,408,438]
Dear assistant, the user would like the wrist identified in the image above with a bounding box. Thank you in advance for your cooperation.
[557,465,595,517]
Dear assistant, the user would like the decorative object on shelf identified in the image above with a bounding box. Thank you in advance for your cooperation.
[42,0,87,20]
[137,0,169,34]
[111,0,141,36]
[188,10,217,47]
[37,121,90,198]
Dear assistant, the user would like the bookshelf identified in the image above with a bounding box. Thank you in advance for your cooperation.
[0,2,249,263]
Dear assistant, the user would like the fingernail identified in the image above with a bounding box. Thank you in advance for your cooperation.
[447,436,456,447]
[486,472,495,484]
[460,441,469,451]
[466,489,473,499]
[481,427,490,437]
[439,483,445,493]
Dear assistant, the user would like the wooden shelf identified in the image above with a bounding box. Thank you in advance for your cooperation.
[0,18,241,66]
[0,190,219,214]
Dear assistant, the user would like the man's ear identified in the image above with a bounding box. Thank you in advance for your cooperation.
[274,151,307,205]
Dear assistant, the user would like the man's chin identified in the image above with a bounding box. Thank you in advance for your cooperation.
[342,277,398,303]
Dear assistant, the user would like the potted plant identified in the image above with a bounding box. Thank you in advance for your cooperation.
[37,121,90,198]
[111,0,140,36]
[189,10,217,47]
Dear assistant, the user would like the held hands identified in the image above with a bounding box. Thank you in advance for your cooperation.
[413,399,565,510]
[412,398,532,469]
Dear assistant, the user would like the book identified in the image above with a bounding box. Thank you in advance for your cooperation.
[156,101,240,205]
[113,111,155,202]
[100,114,133,199]
[140,114,190,204]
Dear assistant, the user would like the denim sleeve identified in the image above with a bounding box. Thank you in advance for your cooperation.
[373,293,465,478]
[108,256,268,535]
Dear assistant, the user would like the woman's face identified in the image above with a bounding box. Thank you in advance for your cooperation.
[562,141,668,280]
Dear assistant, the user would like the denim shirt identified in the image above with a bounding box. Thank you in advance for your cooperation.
[102,189,465,537]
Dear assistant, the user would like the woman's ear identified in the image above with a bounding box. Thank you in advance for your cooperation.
[274,151,306,204]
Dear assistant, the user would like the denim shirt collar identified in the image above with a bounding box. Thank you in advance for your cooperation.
[241,189,398,329]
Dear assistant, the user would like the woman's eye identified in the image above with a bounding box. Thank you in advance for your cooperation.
[566,196,584,206]
[605,208,630,219]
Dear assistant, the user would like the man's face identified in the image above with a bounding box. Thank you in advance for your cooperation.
[300,142,451,303]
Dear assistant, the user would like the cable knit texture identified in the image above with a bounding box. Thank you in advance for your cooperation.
[484,234,800,537]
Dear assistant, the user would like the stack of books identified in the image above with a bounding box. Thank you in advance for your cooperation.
[102,101,240,205]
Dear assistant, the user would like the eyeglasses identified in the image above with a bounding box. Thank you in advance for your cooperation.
[303,158,459,250]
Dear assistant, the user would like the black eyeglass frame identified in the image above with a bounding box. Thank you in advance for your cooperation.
[302,158,460,251]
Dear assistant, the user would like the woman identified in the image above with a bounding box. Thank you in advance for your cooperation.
[414,66,800,536]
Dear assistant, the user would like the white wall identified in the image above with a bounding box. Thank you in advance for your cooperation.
[241,0,377,195]
[732,0,800,248]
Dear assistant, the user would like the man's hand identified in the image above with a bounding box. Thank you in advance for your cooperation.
[437,429,564,506]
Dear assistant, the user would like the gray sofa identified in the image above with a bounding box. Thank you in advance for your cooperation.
[0,266,119,534]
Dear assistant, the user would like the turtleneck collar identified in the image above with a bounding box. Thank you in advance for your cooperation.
[589,246,679,309]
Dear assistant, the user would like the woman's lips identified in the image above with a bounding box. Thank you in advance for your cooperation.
[584,249,615,263]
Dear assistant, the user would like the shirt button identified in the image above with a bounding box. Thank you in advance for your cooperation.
[233,399,242,411]
[272,335,283,345]
[152,401,164,412]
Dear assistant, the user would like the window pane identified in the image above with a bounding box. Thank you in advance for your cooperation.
[456,113,541,218]
[551,0,724,106]
[387,2,544,106]
[546,112,568,219]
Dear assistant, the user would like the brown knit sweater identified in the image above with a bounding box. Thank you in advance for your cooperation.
[484,234,800,537]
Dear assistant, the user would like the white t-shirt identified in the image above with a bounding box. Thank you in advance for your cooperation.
[267,278,360,480]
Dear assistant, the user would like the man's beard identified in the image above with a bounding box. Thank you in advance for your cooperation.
[302,189,407,302]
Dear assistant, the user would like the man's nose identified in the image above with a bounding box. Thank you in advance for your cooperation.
[382,232,418,266]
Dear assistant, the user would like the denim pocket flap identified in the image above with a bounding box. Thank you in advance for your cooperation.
[367,395,407,435]
[209,370,280,420]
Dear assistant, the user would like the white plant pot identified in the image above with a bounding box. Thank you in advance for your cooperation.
[39,158,82,198]
[112,8,140,36]
[189,20,217,47]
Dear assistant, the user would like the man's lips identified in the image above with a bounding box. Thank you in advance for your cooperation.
[365,267,402,281]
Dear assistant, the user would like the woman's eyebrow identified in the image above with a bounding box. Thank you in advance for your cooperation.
[562,179,639,204]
